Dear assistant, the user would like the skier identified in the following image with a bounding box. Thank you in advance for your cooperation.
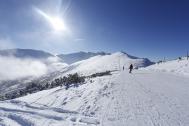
[123,66,124,71]
[129,64,133,73]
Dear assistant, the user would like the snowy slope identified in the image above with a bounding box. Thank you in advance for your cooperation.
[0,52,153,98]
[0,52,189,126]
[62,52,154,76]
[145,57,189,77]
[1,70,189,126]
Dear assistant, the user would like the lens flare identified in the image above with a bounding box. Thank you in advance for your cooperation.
[35,7,68,32]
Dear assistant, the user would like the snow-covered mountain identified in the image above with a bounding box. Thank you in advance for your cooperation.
[145,57,189,77]
[61,52,154,76]
[57,51,110,64]
[0,51,153,97]
[0,49,68,82]
[0,48,54,59]
[0,52,189,126]
[0,49,110,83]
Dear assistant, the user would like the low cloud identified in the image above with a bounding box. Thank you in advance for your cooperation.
[45,56,68,72]
[0,56,47,81]
[74,38,85,42]
[0,55,67,81]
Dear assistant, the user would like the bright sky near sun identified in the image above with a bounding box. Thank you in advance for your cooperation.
[35,8,65,31]
[0,0,189,60]
[34,7,69,34]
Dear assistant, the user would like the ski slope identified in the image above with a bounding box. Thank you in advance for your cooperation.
[62,52,153,76]
[0,69,189,126]
[146,57,189,77]
[0,53,189,126]
[101,70,189,126]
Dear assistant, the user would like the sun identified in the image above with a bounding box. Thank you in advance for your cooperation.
[49,17,66,31]
[35,7,68,32]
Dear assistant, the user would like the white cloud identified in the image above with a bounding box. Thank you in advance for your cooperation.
[74,38,85,42]
[0,55,68,81]
[46,56,68,72]
[0,56,47,81]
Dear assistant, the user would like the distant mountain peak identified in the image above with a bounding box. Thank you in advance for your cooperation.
[0,48,54,59]
[114,51,140,59]
[57,51,110,64]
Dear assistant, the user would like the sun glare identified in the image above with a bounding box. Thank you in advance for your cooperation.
[49,17,66,31]
[35,7,68,32]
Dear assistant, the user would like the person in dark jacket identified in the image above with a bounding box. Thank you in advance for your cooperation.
[129,64,133,73]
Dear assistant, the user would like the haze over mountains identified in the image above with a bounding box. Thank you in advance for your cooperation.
[0,49,53,59]
[0,49,112,81]
[0,48,154,64]
[0,48,154,97]
[0,49,154,80]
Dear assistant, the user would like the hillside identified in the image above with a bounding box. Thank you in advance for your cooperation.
[0,52,153,97]
[62,52,154,76]
[145,57,189,77]
[0,52,189,126]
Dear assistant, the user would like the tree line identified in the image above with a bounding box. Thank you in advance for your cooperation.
[0,71,112,101]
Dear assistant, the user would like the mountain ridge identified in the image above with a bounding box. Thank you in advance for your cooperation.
[57,51,111,64]
[0,48,54,59]
[0,49,153,65]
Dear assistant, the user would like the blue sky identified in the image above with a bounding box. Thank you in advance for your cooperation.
[0,0,189,61]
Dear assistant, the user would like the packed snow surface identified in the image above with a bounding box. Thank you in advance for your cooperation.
[146,57,189,77]
[0,52,189,126]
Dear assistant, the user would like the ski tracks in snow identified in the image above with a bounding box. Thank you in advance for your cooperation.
[1,70,189,126]
[0,100,100,126]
